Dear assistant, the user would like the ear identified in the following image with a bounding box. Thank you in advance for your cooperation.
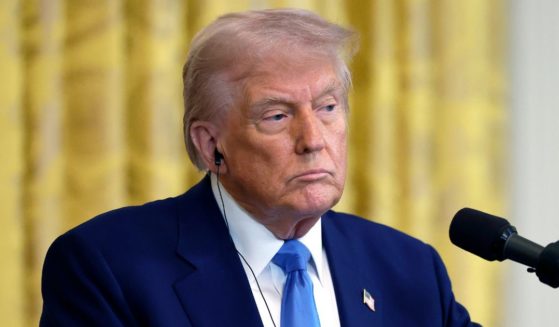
[190,121,227,174]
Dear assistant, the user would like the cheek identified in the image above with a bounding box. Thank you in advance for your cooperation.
[330,123,348,160]
[229,134,291,176]
[247,135,294,162]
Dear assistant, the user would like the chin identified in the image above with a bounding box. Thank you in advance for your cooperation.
[306,182,342,202]
[290,190,341,218]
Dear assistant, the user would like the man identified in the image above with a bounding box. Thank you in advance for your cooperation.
[41,9,480,327]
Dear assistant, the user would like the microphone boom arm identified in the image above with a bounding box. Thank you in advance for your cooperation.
[503,234,544,268]
[536,241,559,288]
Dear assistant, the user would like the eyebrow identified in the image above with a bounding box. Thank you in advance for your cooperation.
[249,96,291,113]
[249,79,341,112]
[311,80,341,106]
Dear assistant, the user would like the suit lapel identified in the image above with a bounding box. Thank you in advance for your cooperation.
[323,212,383,326]
[171,178,383,326]
[173,176,263,327]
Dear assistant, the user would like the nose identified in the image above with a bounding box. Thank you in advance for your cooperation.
[294,109,326,155]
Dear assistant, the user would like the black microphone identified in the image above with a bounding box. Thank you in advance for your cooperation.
[449,208,559,288]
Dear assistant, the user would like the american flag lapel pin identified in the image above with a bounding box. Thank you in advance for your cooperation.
[362,289,375,312]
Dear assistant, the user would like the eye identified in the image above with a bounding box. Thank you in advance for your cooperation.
[263,112,287,121]
[323,104,336,112]
[256,110,290,134]
[318,104,337,113]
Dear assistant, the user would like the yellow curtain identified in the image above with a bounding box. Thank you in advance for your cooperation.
[0,1,505,326]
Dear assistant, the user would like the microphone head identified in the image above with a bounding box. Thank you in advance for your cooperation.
[449,208,516,261]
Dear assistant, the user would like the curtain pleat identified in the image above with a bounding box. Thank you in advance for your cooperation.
[63,1,126,227]
[0,1,505,326]
[125,0,193,203]
[0,2,25,327]
[20,0,64,323]
[432,1,506,324]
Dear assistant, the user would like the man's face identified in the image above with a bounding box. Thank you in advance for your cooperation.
[218,54,347,239]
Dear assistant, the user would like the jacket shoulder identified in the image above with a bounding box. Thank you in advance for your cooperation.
[61,196,178,245]
[324,210,429,250]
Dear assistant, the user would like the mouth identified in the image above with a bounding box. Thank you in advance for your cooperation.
[290,169,332,183]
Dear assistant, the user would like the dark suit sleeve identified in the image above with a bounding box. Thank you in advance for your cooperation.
[428,245,482,327]
[40,232,136,327]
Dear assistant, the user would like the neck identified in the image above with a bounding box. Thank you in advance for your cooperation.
[211,173,320,240]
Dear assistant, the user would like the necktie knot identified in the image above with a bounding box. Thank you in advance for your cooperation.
[272,240,311,273]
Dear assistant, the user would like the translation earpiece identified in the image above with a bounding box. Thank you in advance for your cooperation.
[214,149,224,166]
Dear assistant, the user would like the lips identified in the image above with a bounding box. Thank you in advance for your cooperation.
[290,169,332,182]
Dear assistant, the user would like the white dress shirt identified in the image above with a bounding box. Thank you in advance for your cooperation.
[210,174,341,327]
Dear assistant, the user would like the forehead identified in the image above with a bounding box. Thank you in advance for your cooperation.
[239,53,343,105]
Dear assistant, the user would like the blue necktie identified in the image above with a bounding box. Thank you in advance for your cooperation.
[272,240,320,327]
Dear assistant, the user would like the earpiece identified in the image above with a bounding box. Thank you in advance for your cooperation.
[214,148,224,166]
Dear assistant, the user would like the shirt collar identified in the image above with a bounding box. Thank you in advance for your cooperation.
[210,174,324,283]
[298,217,324,284]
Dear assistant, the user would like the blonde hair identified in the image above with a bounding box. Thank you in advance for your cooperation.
[182,8,358,169]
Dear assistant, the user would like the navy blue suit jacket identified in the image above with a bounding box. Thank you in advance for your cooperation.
[41,176,479,326]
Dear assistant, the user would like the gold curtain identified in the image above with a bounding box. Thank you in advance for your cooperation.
[0,1,505,326]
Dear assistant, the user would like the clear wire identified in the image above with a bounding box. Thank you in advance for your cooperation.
[215,166,278,327]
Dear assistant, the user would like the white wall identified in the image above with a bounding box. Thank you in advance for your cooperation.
[507,1,559,326]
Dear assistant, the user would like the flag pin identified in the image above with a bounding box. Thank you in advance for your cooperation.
[362,289,375,312]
